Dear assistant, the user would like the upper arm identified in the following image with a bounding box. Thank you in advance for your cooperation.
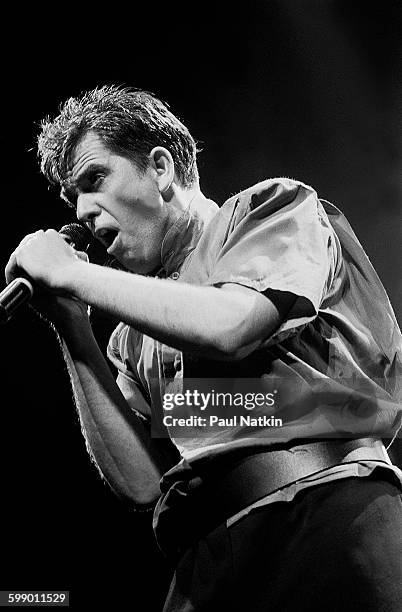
[215,283,297,359]
[207,180,339,354]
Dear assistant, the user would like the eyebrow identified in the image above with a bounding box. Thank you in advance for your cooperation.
[76,162,107,182]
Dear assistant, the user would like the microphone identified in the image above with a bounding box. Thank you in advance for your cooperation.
[0,223,92,324]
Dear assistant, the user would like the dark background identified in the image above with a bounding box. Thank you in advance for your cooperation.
[0,1,401,609]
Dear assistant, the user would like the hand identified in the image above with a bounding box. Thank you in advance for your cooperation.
[5,229,83,290]
[5,230,90,327]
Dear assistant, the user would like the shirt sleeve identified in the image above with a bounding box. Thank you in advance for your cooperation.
[107,322,137,379]
[207,179,340,338]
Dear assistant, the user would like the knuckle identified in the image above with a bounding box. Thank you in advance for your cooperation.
[19,234,33,247]
[45,228,57,236]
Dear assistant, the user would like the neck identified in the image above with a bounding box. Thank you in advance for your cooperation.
[159,186,218,277]
[164,181,202,214]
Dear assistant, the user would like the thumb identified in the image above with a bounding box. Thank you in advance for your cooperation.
[74,250,89,263]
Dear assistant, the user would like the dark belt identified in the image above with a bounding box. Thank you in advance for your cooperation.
[205,437,391,521]
[154,438,392,559]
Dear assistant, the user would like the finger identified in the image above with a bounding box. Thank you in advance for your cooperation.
[44,228,79,255]
[18,230,45,248]
[5,251,21,284]
[74,250,89,263]
[4,231,45,284]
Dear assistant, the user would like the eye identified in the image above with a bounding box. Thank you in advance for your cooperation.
[90,172,105,188]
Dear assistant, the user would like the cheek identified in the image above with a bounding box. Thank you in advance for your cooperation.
[118,177,161,214]
[118,201,162,227]
[122,223,155,252]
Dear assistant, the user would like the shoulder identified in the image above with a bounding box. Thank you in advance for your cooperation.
[224,177,317,206]
[213,177,322,238]
[219,177,319,221]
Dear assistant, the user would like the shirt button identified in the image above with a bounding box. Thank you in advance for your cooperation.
[170,272,180,280]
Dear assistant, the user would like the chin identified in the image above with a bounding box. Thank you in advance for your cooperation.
[122,257,159,276]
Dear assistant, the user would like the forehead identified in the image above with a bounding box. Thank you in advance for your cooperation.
[60,132,112,202]
[67,131,111,177]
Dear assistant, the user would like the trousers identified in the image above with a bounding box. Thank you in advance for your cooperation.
[162,474,402,611]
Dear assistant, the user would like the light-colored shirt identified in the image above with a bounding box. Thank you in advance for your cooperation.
[107,178,402,467]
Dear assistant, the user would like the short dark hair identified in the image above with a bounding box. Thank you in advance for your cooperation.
[37,85,200,189]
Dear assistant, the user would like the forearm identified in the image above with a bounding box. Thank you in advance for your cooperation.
[7,230,293,359]
[57,317,170,505]
[62,262,275,358]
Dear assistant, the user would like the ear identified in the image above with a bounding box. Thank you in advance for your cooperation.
[149,147,175,196]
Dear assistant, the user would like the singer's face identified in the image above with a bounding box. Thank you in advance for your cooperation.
[61,131,173,274]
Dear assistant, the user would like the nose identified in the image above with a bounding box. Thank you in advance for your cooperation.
[76,193,101,224]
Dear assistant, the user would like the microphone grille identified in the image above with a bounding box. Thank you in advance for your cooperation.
[58,223,92,251]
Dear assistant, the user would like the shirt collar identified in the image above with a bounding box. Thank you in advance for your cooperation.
[159,192,218,277]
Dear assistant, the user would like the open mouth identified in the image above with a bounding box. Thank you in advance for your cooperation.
[95,228,119,250]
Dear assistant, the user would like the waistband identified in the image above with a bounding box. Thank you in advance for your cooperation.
[153,438,392,560]
[209,438,390,519]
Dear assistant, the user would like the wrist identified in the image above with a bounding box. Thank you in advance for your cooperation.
[55,259,89,295]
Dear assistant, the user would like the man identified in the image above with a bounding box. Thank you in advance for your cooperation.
[5,86,402,610]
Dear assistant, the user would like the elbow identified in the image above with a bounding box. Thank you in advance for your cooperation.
[133,481,161,506]
[212,332,261,362]
[130,489,160,508]
[104,471,161,507]
[112,480,161,507]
